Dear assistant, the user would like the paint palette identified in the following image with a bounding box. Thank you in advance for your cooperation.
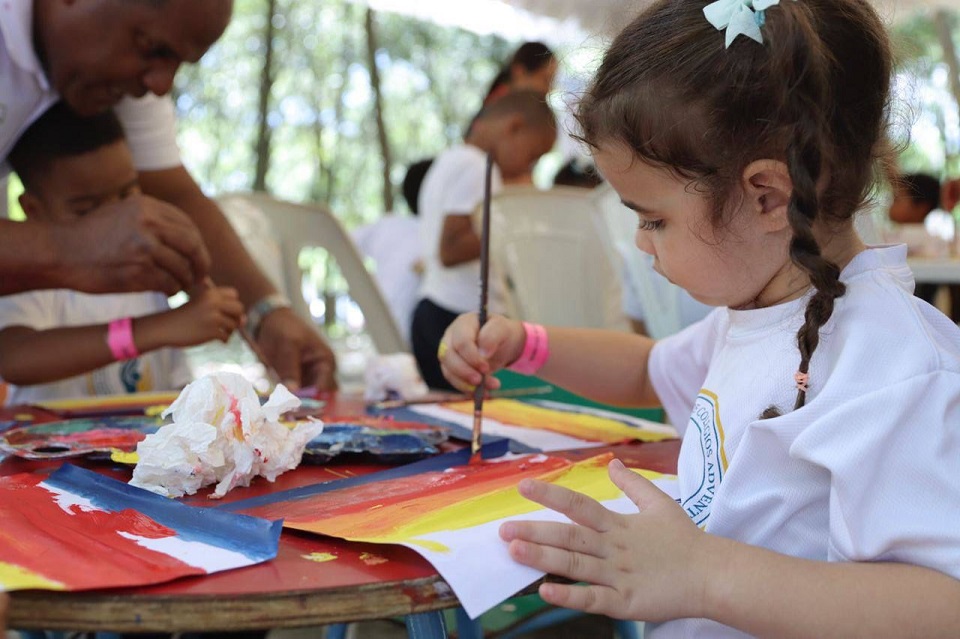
[303,417,448,463]
[0,416,163,460]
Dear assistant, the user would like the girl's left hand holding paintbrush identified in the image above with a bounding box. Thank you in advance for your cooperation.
[439,313,525,393]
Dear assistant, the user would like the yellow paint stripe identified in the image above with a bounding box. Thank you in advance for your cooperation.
[443,399,673,443]
[355,456,668,550]
[37,392,179,411]
[110,449,139,465]
[0,561,64,591]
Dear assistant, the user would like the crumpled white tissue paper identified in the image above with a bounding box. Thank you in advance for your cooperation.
[130,372,323,499]
[364,353,429,402]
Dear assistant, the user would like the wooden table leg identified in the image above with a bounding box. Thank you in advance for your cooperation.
[454,607,483,639]
[325,624,350,639]
[404,611,447,639]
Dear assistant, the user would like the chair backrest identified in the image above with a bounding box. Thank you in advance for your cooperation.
[217,192,407,355]
[489,186,628,330]
[593,184,684,339]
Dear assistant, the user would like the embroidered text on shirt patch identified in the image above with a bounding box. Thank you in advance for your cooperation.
[683,389,729,527]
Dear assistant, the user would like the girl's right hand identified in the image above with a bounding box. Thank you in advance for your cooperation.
[439,313,526,393]
[170,286,245,346]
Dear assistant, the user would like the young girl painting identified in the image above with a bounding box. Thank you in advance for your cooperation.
[439,0,960,636]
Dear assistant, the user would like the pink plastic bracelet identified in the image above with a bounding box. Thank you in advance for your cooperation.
[107,317,139,361]
[507,322,550,375]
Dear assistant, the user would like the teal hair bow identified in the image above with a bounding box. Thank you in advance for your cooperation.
[703,0,784,48]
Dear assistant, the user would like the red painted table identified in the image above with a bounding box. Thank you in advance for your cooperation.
[1,395,680,633]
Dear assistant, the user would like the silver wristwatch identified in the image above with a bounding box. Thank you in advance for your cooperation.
[247,293,292,339]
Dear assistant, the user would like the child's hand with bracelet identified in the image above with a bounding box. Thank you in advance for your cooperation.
[439,313,547,393]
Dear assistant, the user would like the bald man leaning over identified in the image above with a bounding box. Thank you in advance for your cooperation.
[0,0,336,389]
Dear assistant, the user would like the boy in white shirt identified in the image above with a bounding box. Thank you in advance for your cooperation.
[0,102,243,405]
[411,90,556,389]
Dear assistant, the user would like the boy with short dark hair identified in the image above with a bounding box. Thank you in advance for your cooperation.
[0,102,243,404]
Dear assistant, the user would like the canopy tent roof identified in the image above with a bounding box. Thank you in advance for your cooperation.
[504,0,960,36]
[366,0,960,42]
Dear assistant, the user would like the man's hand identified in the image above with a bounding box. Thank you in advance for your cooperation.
[53,194,211,296]
[257,308,337,391]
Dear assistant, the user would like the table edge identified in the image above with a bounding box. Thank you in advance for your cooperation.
[9,575,460,631]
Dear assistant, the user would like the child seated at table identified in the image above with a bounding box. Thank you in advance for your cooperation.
[886,173,954,257]
[411,90,556,390]
[0,102,244,405]
[886,172,956,305]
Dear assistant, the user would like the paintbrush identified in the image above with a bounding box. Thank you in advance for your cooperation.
[470,152,495,464]
[238,325,284,388]
[370,385,554,410]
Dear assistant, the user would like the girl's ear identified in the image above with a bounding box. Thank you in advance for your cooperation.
[742,160,793,233]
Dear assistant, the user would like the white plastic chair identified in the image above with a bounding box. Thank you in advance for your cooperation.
[488,185,629,330]
[593,184,688,340]
[217,192,407,356]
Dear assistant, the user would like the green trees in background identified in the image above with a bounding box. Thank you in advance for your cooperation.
[6,6,960,228]
[168,0,514,336]
[891,13,960,178]
[173,0,511,229]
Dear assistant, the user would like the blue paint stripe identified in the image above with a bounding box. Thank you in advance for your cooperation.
[44,465,281,561]
[216,439,511,513]
[367,406,537,453]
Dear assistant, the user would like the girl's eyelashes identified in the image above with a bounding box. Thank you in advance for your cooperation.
[637,218,665,231]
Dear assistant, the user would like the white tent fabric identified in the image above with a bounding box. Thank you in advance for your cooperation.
[504,0,960,35]
[365,0,960,42]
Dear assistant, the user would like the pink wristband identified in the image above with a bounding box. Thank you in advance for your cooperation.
[507,322,550,375]
[107,317,139,361]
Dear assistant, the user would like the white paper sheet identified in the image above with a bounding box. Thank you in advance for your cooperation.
[409,403,677,451]
[399,474,680,618]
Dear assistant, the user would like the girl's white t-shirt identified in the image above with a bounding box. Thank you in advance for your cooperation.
[647,245,960,639]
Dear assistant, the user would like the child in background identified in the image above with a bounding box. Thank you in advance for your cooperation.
[483,42,558,107]
[887,173,953,257]
[551,158,604,189]
[412,90,556,390]
[887,173,955,305]
[352,159,433,347]
[440,1,960,637]
[889,173,941,227]
[0,102,243,405]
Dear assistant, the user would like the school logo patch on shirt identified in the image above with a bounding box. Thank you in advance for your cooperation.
[682,389,729,527]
